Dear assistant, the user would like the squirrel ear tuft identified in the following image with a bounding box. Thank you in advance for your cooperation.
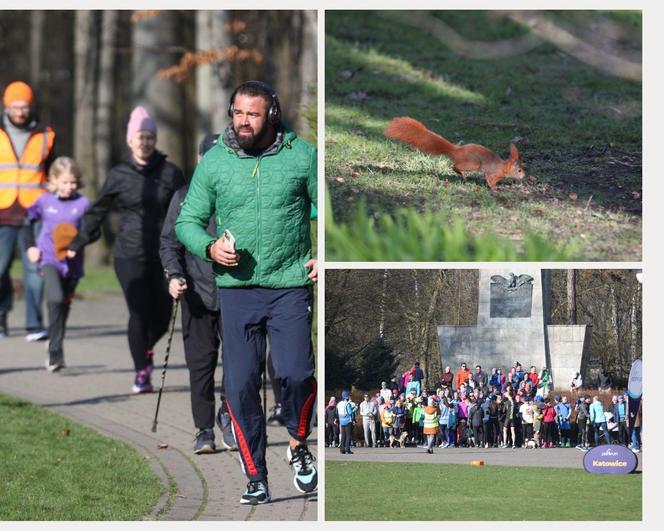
[510,143,520,160]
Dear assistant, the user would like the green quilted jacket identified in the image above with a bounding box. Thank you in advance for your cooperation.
[175,126,317,288]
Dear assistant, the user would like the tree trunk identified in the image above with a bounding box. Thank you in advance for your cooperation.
[195,10,233,138]
[74,11,98,178]
[418,270,445,388]
[132,11,184,169]
[610,285,619,366]
[297,10,317,136]
[95,10,118,195]
[379,269,388,339]
[30,11,44,90]
[566,269,577,324]
[86,10,118,267]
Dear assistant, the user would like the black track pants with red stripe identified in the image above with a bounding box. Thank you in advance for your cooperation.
[219,286,317,482]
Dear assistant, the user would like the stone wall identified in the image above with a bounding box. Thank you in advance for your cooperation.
[437,269,589,389]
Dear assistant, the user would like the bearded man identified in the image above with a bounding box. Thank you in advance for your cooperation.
[175,80,317,505]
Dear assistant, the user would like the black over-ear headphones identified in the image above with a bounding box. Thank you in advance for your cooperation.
[227,80,281,125]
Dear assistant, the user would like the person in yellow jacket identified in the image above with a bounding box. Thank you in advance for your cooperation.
[380,401,395,445]
[0,81,54,340]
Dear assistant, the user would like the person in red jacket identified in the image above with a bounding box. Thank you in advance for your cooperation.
[527,366,539,389]
[455,362,472,390]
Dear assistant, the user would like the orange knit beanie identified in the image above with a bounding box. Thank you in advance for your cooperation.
[3,81,34,107]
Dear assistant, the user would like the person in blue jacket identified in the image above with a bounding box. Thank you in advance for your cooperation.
[337,390,357,454]
[589,395,611,446]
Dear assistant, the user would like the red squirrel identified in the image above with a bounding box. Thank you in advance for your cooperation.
[385,116,525,190]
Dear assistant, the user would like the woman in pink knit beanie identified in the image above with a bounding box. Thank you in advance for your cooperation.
[126,106,158,165]
[68,104,185,394]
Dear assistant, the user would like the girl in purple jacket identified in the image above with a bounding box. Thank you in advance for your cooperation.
[26,157,90,371]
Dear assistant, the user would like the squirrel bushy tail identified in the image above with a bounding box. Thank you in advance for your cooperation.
[384,117,458,156]
[384,115,526,191]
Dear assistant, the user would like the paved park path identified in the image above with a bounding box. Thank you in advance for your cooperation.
[325,442,643,470]
[0,295,317,521]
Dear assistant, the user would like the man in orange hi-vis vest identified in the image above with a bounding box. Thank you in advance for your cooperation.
[0,81,55,340]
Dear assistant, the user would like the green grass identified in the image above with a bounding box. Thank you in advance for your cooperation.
[326,460,642,520]
[326,11,642,261]
[0,392,162,520]
[326,194,577,261]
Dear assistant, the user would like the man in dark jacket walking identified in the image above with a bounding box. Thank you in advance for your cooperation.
[159,134,237,455]
[175,81,317,505]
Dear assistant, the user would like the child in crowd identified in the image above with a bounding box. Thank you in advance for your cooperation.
[381,402,394,444]
[438,394,450,447]
[532,402,543,447]
[25,157,90,371]
[411,397,424,445]
[446,399,458,447]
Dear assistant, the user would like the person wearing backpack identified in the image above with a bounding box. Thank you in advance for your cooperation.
[337,390,357,454]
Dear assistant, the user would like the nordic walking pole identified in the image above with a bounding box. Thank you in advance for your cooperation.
[151,297,180,432]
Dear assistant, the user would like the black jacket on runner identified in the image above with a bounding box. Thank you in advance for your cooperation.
[70,152,185,261]
[159,185,218,312]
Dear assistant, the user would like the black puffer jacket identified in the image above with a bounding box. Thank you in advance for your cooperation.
[70,152,185,261]
[159,185,218,312]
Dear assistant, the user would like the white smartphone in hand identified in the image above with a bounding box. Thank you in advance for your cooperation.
[222,229,236,251]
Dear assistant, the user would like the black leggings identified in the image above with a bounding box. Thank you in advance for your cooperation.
[114,258,172,371]
[181,294,221,430]
[42,264,78,357]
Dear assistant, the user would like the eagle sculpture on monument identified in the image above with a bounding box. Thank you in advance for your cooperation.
[491,273,534,290]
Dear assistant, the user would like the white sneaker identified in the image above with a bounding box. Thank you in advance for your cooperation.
[45,353,65,372]
[26,329,48,342]
[287,444,317,493]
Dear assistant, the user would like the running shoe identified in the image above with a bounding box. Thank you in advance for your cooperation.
[0,313,7,338]
[193,428,216,454]
[26,329,48,342]
[288,444,318,493]
[215,407,238,451]
[45,351,66,372]
[267,403,285,426]
[131,368,154,394]
[240,480,270,505]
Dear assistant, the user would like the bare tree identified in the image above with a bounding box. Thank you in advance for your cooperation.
[132,11,185,169]
[566,269,577,324]
[29,11,44,89]
[82,10,119,267]
[74,11,98,176]
[195,11,234,137]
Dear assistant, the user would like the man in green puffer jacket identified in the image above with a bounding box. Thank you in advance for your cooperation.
[175,81,317,506]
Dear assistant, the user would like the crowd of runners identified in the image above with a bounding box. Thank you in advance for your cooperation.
[326,361,643,454]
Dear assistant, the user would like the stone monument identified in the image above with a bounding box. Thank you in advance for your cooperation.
[437,269,590,389]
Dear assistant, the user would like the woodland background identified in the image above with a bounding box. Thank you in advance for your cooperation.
[0,10,317,265]
[325,269,642,391]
